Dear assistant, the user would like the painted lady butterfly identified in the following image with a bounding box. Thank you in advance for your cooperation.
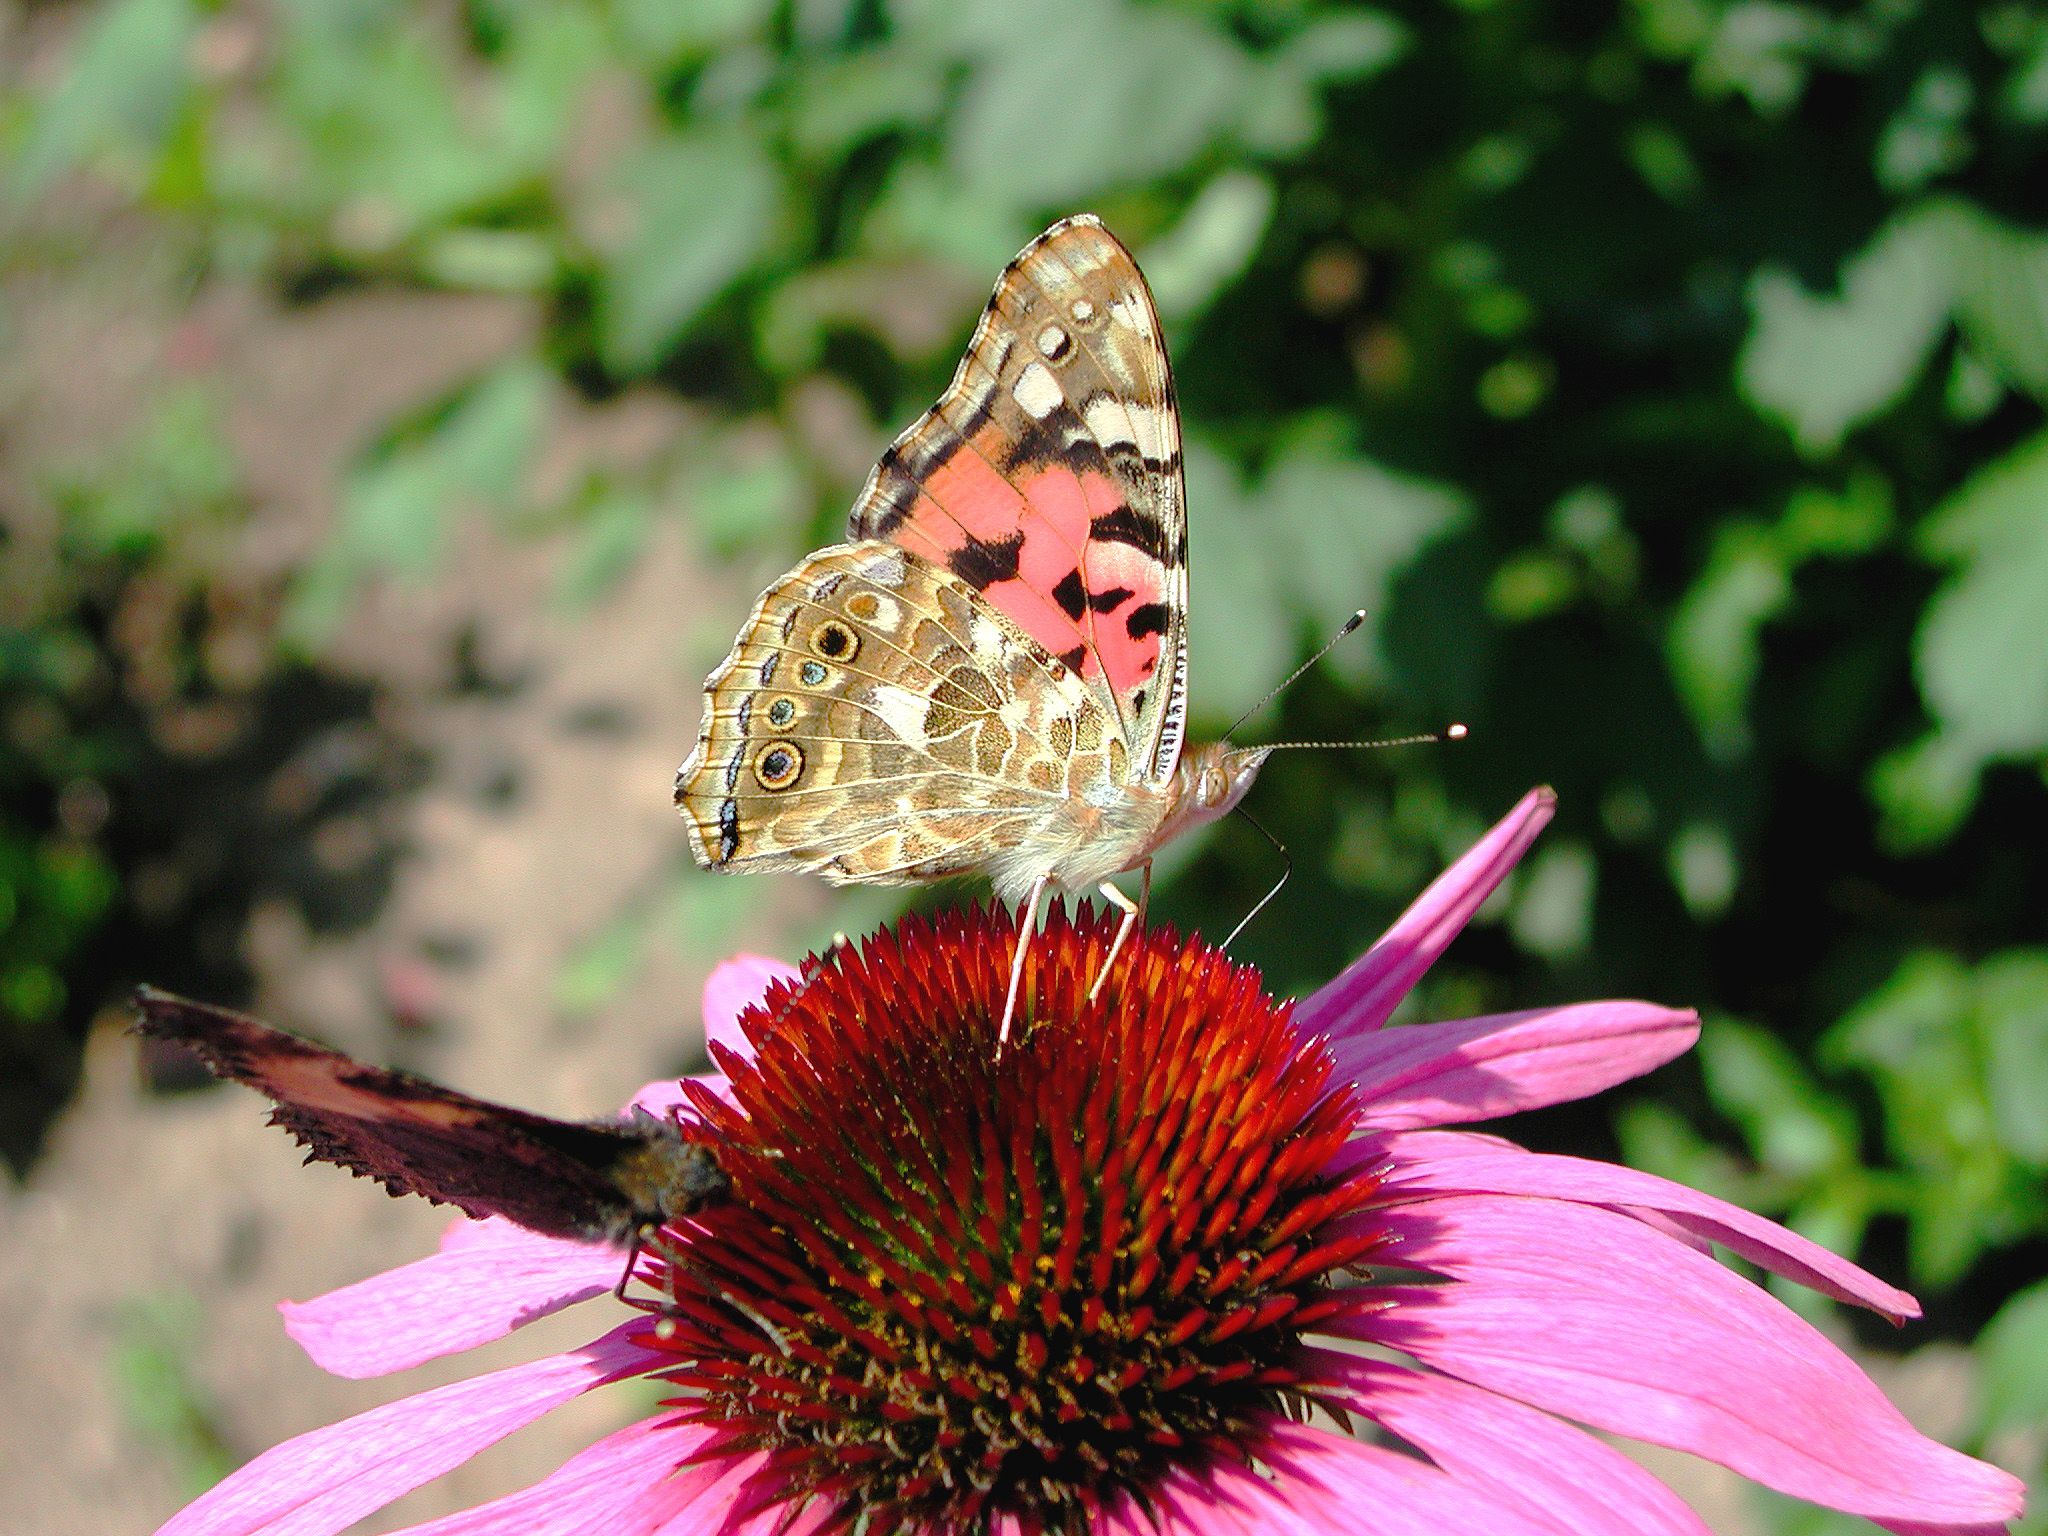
[676,216,1268,1041]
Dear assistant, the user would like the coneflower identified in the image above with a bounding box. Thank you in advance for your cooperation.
[155,790,2023,1536]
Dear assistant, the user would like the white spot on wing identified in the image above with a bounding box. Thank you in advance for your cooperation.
[859,551,907,588]
[1014,361,1062,421]
[1070,298,1096,323]
[1037,325,1069,359]
[1084,397,1173,462]
[865,684,933,743]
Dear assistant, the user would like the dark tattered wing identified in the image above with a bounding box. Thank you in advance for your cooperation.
[133,986,726,1246]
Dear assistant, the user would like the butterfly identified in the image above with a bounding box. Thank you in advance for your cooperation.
[133,985,727,1252]
[675,216,1269,1043]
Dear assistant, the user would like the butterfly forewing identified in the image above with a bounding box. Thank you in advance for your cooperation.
[846,215,1190,781]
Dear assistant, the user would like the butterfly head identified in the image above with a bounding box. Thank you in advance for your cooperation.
[1164,742,1271,839]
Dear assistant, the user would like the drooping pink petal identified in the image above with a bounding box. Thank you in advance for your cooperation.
[1296,787,1555,1043]
[1369,1128,1919,1320]
[1339,1194,2024,1526]
[1304,1351,1712,1536]
[1252,1415,1585,1535]
[282,1217,620,1378]
[380,1412,712,1535]
[156,1320,665,1536]
[702,954,801,1058]
[1339,1000,1699,1128]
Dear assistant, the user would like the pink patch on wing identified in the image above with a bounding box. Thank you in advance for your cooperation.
[877,445,1168,708]
[918,452,1029,550]
[1005,467,1167,702]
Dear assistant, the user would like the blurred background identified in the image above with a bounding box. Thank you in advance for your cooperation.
[3,0,2044,1530]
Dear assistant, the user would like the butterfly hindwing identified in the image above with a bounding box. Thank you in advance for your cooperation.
[133,986,726,1246]
[675,541,1127,892]
[847,214,1190,782]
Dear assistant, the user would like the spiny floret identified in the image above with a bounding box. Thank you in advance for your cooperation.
[642,905,1384,1534]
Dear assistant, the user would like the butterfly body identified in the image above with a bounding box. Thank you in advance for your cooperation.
[678,215,1263,927]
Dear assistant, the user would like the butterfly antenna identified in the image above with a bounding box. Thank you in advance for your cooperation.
[1223,806,1291,948]
[1224,609,1369,741]
[1257,722,1468,753]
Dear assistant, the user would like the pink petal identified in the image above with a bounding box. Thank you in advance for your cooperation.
[1296,787,1555,1043]
[1370,1128,1919,1320]
[1305,1351,1712,1535]
[380,1413,712,1535]
[1339,1194,2023,1525]
[1137,1455,1329,1535]
[1253,1416,1580,1535]
[155,1321,664,1536]
[282,1217,621,1378]
[1340,1000,1699,1128]
[702,954,801,1059]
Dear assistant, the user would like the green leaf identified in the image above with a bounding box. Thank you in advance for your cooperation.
[1667,474,1893,758]
[1241,11,1408,154]
[552,490,653,611]
[7,0,198,203]
[1874,427,2048,847]
[673,430,807,559]
[1256,428,1471,686]
[1667,521,1790,758]
[1949,209,2048,402]
[1823,951,2047,1286]
[946,0,1251,209]
[1978,1278,2048,1435]
[1183,438,1292,727]
[1699,1016,1859,1181]
[1507,839,1596,958]
[285,363,550,645]
[1138,171,1276,323]
[782,47,949,161]
[1874,65,1974,193]
[1979,951,2048,1167]
[1739,205,1958,455]
[596,129,782,374]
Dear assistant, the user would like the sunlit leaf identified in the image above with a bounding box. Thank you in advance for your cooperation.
[596,128,782,374]
[946,0,1250,208]
[1139,171,1275,323]
[1739,205,1958,454]
[7,0,197,203]
[1875,428,2048,847]
[1978,1279,2048,1435]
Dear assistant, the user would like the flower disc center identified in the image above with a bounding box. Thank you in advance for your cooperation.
[648,907,1379,1533]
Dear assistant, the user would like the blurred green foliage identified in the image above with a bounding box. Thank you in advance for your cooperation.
[6,0,2047,1520]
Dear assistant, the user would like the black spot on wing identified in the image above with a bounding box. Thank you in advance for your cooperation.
[949,531,1025,590]
[1057,644,1088,674]
[1053,568,1086,621]
[717,799,740,863]
[1124,602,1169,640]
[1089,586,1135,613]
[1090,505,1169,563]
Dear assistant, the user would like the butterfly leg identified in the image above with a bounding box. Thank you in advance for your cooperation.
[998,873,1051,1052]
[1087,880,1141,1004]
